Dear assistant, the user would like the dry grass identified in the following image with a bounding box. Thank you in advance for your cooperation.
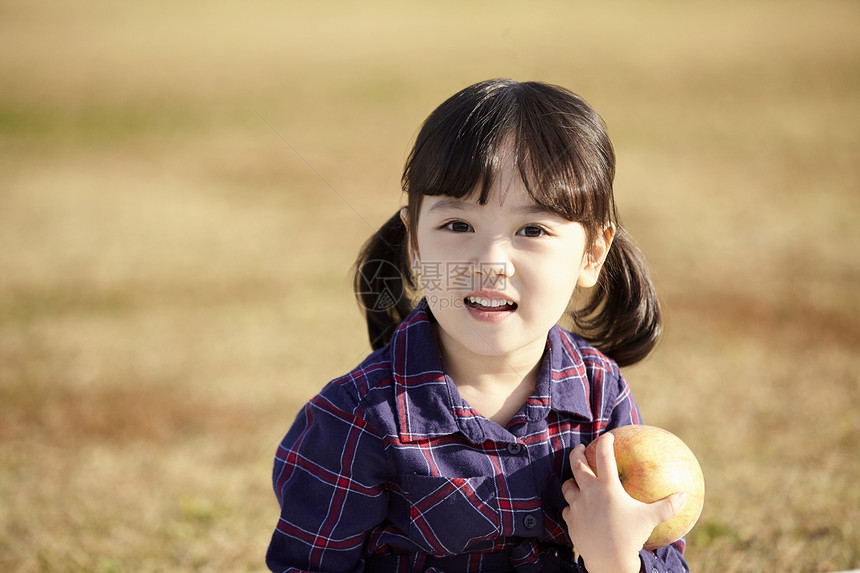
[1,0,858,571]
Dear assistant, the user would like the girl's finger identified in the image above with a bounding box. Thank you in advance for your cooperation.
[569,444,596,482]
[594,432,619,481]
[650,491,687,525]
[561,478,577,504]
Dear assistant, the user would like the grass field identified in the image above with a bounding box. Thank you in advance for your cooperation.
[1,1,858,571]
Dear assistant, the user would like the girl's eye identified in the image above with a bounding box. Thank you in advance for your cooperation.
[517,225,546,238]
[443,220,473,233]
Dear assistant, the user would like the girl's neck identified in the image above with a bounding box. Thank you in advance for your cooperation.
[435,326,548,425]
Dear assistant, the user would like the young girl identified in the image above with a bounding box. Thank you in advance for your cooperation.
[266,79,690,573]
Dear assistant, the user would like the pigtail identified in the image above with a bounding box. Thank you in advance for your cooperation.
[353,212,416,350]
[572,227,662,367]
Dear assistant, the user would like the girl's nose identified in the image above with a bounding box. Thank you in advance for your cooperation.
[473,238,515,287]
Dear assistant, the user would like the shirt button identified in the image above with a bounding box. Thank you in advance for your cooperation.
[507,442,522,454]
[523,514,538,529]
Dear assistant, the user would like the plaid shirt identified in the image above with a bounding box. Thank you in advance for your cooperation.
[267,304,688,573]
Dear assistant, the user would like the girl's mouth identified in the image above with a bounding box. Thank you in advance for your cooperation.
[464,296,518,312]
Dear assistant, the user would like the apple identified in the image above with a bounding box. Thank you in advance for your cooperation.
[584,424,705,551]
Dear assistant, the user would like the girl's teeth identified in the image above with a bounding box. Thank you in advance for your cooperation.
[469,297,509,308]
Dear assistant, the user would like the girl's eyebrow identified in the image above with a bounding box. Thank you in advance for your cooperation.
[427,197,556,217]
[426,197,473,213]
[517,203,555,216]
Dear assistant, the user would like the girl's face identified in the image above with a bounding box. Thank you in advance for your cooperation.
[412,149,612,363]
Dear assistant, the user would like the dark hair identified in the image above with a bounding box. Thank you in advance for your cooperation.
[354,79,661,366]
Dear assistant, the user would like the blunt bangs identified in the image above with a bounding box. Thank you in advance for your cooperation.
[401,79,618,236]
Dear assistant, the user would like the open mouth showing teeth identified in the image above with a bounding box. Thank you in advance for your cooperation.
[464,296,518,311]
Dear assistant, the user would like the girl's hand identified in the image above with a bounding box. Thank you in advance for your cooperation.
[561,433,687,573]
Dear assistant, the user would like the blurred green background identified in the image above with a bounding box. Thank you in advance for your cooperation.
[1,1,858,571]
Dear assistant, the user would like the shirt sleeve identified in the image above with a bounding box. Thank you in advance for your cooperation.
[638,540,690,573]
[266,382,390,573]
[604,367,644,429]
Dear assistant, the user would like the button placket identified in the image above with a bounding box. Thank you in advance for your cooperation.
[522,514,538,529]
[506,442,522,455]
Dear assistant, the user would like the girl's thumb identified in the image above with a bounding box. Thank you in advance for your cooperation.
[653,492,687,524]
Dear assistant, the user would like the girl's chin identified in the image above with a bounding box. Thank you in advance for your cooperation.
[438,326,547,360]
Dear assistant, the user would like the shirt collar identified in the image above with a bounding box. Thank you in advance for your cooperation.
[390,301,595,444]
[390,303,463,442]
[539,324,597,420]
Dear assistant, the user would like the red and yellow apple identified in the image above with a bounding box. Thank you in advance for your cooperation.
[584,424,705,551]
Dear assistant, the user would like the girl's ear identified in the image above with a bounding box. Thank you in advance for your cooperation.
[400,207,419,267]
[577,224,615,288]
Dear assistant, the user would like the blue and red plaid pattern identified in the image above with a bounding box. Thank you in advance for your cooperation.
[266,303,688,572]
